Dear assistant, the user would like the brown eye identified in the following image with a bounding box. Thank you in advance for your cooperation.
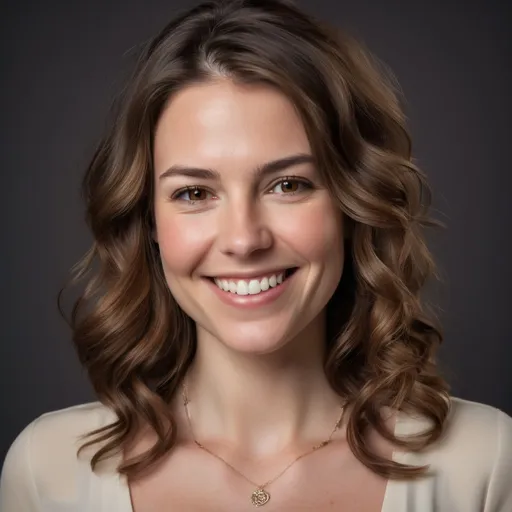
[189,187,207,201]
[280,180,298,193]
[270,178,311,195]
[173,186,212,202]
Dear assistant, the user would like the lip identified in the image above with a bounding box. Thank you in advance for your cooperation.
[205,267,293,281]
[204,269,297,309]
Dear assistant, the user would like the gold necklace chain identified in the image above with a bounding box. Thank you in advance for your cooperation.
[181,379,344,508]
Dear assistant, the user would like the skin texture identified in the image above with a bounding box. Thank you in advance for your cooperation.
[127,79,391,511]
[153,79,344,359]
[153,78,346,448]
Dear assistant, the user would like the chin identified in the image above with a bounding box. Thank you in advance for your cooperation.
[202,318,297,356]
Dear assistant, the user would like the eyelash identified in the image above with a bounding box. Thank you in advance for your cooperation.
[170,176,314,204]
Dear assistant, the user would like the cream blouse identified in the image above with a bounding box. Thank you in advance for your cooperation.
[1,396,511,511]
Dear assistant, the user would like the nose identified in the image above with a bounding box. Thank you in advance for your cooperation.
[217,198,273,258]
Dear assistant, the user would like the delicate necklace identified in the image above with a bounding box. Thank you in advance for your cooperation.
[181,379,344,508]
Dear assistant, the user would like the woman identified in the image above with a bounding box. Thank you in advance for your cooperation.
[1,0,511,510]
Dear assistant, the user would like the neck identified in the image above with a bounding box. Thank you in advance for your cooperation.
[178,313,344,457]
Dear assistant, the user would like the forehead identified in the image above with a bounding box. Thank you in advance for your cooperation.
[153,79,311,174]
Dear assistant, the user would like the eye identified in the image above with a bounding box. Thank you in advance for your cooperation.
[173,186,213,202]
[269,177,312,195]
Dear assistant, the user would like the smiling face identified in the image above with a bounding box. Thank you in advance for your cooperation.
[153,79,344,355]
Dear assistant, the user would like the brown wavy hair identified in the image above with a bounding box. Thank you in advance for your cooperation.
[61,0,450,481]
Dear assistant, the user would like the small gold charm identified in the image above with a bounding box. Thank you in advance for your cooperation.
[251,488,270,507]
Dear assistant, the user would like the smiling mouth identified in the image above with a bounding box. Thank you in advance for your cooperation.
[207,268,298,296]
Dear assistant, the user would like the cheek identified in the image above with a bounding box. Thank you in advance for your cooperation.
[276,200,344,262]
[154,211,212,276]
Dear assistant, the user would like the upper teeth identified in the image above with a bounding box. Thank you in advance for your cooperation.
[214,272,285,295]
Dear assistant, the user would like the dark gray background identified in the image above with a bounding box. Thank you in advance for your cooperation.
[1,0,511,467]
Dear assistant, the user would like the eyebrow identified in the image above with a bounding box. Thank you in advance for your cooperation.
[158,153,316,181]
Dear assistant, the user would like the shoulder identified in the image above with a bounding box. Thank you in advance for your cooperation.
[423,396,512,444]
[437,397,511,460]
[399,396,512,453]
[0,402,118,512]
[399,396,512,511]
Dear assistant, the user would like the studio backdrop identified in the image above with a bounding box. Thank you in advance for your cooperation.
[1,0,511,467]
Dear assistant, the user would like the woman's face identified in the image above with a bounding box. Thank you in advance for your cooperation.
[153,79,344,354]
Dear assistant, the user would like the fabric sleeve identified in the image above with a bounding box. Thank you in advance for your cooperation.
[484,409,512,512]
[0,419,41,512]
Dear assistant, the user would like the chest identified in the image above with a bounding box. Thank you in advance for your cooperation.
[127,442,389,512]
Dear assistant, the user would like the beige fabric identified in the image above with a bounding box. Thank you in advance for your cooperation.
[1,397,511,511]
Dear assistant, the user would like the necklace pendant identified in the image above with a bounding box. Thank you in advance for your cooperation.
[251,488,270,507]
